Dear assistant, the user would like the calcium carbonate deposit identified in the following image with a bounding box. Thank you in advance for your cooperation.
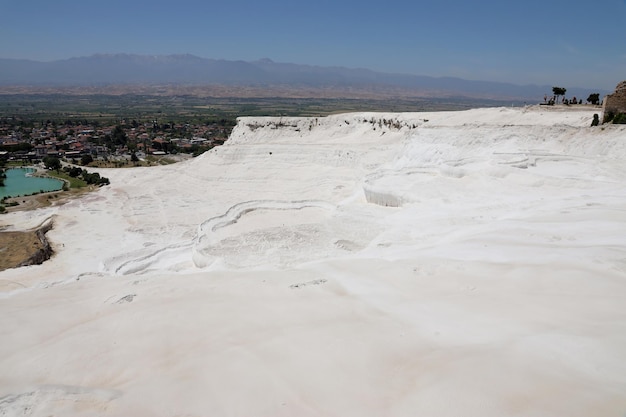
[2,106,625,417]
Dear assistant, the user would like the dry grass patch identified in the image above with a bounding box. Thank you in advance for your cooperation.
[0,230,46,271]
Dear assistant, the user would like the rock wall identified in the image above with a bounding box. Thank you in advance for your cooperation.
[603,81,626,121]
[17,220,54,268]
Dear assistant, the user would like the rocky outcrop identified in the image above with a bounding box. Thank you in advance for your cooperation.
[17,220,54,267]
[603,81,626,122]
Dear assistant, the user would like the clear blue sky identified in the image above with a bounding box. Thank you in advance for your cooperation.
[1,0,624,90]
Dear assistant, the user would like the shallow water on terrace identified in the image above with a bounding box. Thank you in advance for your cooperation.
[0,168,64,199]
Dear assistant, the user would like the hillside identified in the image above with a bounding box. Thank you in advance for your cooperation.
[0,54,607,100]
[1,106,625,417]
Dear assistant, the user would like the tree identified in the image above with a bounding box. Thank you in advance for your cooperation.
[67,166,83,177]
[112,125,128,146]
[80,154,94,166]
[43,156,61,172]
[552,86,567,103]
[587,93,600,105]
[0,167,5,186]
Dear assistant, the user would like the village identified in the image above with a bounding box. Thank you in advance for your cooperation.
[0,117,235,165]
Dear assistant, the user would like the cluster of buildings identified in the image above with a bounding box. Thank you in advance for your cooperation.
[0,119,232,163]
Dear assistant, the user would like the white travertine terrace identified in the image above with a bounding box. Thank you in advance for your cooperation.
[2,106,625,416]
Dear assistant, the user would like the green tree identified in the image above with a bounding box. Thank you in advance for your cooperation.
[81,154,94,166]
[43,156,61,172]
[112,125,128,146]
[587,93,600,105]
[67,166,83,177]
[0,159,5,184]
[552,86,567,103]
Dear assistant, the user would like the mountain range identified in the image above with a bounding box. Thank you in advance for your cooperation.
[0,54,606,100]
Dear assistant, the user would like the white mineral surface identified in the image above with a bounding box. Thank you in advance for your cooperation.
[1,106,625,416]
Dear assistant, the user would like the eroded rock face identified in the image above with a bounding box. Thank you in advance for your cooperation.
[17,222,54,268]
[603,80,626,120]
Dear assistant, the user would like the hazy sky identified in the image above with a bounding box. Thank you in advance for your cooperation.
[2,0,624,89]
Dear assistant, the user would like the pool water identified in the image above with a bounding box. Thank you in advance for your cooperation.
[0,168,64,199]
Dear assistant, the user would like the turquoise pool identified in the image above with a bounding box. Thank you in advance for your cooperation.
[0,168,64,199]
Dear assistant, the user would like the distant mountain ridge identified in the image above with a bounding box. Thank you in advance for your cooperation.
[0,54,606,100]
